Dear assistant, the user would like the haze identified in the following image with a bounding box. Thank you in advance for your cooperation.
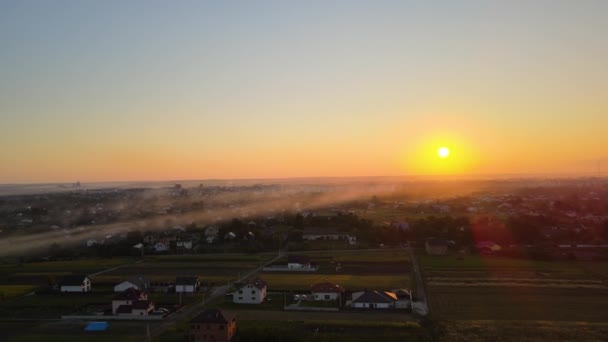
[1,0,607,183]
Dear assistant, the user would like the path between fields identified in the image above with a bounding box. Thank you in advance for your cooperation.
[146,251,285,341]
[89,259,144,278]
[407,247,429,316]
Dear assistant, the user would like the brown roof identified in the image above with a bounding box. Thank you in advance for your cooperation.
[243,277,266,290]
[132,300,153,310]
[190,309,235,324]
[310,282,345,293]
[116,305,132,314]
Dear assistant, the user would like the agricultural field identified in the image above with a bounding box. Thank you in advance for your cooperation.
[91,253,275,288]
[3,320,145,342]
[261,250,411,291]
[420,254,608,321]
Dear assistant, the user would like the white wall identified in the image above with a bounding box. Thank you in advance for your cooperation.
[312,292,339,301]
[114,281,139,293]
[233,284,266,304]
[176,284,196,293]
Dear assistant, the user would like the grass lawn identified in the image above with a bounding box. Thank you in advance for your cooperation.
[206,294,286,311]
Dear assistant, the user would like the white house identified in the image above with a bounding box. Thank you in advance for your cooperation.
[112,288,148,314]
[287,255,311,269]
[176,240,193,250]
[59,275,91,293]
[175,277,199,293]
[310,282,345,301]
[351,290,397,309]
[114,277,149,292]
[154,241,170,253]
[204,226,219,244]
[233,278,267,304]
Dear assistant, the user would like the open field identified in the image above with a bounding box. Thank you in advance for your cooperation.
[437,320,608,342]
[261,273,410,291]
[91,253,275,287]
[420,254,608,321]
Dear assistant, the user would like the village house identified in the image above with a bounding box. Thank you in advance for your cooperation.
[233,278,267,304]
[425,238,449,255]
[114,277,149,292]
[310,282,345,301]
[116,300,155,317]
[59,275,91,293]
[112,288,150,315]
[287,255,312,269]
[176,276,200,293]
[153,241,170,253]
[351,290,397,309]
[189,309,237,342]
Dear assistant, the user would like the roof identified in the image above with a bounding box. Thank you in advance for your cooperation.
[241,277,267,290]
[84,322,108,332]
[288,255,311,264]
[352,291,397,304]
[59,275,88,286]
[311,282,345,293]
[122,277,148,288]
[176,277,199,285]
[392,288,411,299]
[190,309,235,324]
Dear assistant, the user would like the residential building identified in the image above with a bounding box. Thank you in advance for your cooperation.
[114,277,149,292]
[351,290,397,309]
[112,288,148,314]
[59,275,91,293]
[176,277,200,293]
[189,309,237,342]
[233,278,267,304]
[310,282,345,301]
[287,255,311,269]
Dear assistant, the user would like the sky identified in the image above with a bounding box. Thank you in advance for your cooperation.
[1,0,607,183]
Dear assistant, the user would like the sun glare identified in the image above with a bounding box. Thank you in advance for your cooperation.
[438,147,450,158]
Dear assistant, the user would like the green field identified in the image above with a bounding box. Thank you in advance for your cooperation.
[420,254,608,321]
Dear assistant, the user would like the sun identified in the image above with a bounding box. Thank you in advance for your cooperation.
[437,147,450,158]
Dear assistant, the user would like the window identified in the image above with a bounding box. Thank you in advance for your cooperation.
[251,290,255,294]
[325,295,330,300]
[238,290,243,294]
[238,297,243,300]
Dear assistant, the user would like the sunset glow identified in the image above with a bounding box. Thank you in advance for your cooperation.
[0,1,607,183]
[438,147,450,159]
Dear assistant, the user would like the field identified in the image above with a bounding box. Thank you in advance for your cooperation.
[261,249,411,291]
[420,254,608,321]
[91,253,275,288]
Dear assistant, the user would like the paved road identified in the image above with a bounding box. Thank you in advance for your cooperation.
[406,247,429,316]
[146,251,285,341]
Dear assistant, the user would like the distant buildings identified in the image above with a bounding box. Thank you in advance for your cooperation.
[310,282,345,301]
[302,228,357,245]
[287,255,312,269]
[114,277,149,292]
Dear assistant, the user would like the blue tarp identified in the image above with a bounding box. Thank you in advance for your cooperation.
[85,321,109,331]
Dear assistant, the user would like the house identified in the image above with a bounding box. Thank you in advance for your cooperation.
[351,290,397,309]
[302,228,357,245]
[391,288,413,309]
[189,309,237,342]
[176,240,193,250]
[287,255,311,269]
[310,282,345,301]
[425,238,449,255]
[233,278,267,304]
[112,288,148,314]
[116,300,155,317]
[154,241,170,253]
[204,226,219,244]
[143,234,158,244]
[176,277,200,293]
[59,275,91,293]
[114,277,149,292]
